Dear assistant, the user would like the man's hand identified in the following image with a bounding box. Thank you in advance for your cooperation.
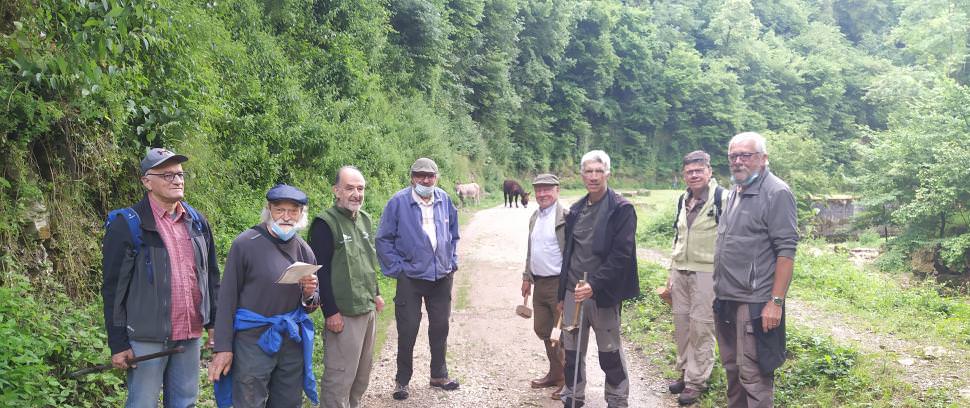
[761,301,782,333]
[299,274,318,298]
[326,313,345,333]
[111,349,135,369]
[207,352,233,382]
[521,280,531,298]
[556,301,563,316]
[375,295,385,313]
[205,328,215,350]
[574,281,593,302]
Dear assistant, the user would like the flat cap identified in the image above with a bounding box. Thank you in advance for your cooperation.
[266,184,308,205]
[682,150,711,166]
[410,157,439,174]
[532,173,560,186]
[140,147,188,175]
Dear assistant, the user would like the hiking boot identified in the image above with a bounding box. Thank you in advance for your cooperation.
[561,397,585,408]
[429,377,460,391]
[392,383,409,400]
[667,377,686,394]
[678,387,702,406]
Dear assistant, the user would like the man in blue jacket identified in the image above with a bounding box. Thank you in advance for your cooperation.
[376,158,461,401]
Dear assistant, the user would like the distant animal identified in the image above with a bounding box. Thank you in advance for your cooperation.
[502,180,530,208]
[455,183,482,208]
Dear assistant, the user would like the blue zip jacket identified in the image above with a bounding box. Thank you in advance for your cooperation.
[376,186,460,281]
[213,307,318,407]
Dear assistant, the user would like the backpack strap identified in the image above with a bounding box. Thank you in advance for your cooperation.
[105,207,154,284]
[181,201,205,235]
[713,186,725,224]
[673,193,685,245]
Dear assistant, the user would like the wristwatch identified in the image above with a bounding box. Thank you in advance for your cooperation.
[771,296,785,306]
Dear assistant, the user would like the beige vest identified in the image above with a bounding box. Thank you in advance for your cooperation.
[670,179,724,273]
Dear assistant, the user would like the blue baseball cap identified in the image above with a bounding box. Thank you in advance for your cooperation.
[266,184,308,205]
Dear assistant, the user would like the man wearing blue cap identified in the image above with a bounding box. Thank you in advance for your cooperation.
[208,184,321,407]
[101,147,220,407]
[376,158,461,401]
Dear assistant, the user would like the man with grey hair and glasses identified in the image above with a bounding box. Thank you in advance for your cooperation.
[209,184,321,407]
[713,132,798,407]
[102,147,220,407]
[558,150,639,408]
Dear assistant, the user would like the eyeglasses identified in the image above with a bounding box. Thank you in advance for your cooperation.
[411,172,436,181]
[683,169,707,177]
[271,207,303,218]
[145,172,188,182]
[727,152,761,162]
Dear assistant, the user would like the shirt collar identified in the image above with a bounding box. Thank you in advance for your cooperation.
[148,195,185,222]
[538,204,556,217]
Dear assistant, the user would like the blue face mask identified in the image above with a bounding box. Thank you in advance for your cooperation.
[271,221,298,241]
[414,184,434,198]
[731,171,760,186]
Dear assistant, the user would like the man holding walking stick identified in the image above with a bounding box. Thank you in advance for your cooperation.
[558,150,640,408]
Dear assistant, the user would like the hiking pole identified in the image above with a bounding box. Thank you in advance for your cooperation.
[570,272,588,408]
[65,346,185,379]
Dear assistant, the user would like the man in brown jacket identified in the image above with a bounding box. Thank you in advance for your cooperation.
[521,174,568,400]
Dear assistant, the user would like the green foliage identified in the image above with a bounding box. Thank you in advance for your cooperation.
[0,276,125,407]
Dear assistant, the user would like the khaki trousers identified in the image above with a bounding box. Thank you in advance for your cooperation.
[671,269,716,389]
[532,276,560,339]
[715,303,774,408]
[321,311,377,408]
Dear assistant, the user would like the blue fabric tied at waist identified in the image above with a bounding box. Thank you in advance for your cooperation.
[214,307,318,407]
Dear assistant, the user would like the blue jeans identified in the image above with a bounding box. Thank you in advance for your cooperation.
[127,338,201,408]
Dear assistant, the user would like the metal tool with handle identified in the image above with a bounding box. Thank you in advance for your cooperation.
[66,346,186,378]
[569,272,588,408]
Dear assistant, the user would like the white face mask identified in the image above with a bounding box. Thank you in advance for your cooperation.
[414,184,434,198]
[271,221,298,241]
[731,171,760,186]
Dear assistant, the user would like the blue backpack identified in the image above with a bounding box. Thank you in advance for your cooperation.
[105,202,205,284]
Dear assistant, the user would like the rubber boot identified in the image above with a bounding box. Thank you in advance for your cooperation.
[532,339,566,388]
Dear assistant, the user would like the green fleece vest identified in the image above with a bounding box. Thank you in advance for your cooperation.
[670,180,724,273]
[317,206,380,316]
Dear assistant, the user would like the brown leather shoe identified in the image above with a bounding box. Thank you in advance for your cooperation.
[677,387,702,406]
[551,384,564,400]
[530,374,563,388]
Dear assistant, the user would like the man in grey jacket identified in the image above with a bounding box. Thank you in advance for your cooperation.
[713,132,799,408]
[520,173,567,400]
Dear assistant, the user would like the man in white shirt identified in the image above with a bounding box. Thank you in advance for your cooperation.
[520,174,568,400]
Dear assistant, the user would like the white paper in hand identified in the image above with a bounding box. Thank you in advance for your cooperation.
[276,262,322,284]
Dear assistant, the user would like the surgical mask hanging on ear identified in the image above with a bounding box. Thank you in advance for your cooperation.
[731,171,760,187]
[414,184,434,198]
[271,221,298,241]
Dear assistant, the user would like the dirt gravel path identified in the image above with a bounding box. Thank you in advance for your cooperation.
[361,202,674,407]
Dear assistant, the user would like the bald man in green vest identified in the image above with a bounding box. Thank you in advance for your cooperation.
[309,166,385,408]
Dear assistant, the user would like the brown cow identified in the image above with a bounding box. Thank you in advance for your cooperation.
[455,183,482,208]
[502,179,530,208]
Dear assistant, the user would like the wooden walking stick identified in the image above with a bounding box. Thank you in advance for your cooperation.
[65,346,186,379]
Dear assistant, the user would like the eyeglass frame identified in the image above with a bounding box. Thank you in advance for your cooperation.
[144,171,189,182]
[727,152,762,162]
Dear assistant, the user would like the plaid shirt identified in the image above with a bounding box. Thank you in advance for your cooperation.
[149,197,203,340]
